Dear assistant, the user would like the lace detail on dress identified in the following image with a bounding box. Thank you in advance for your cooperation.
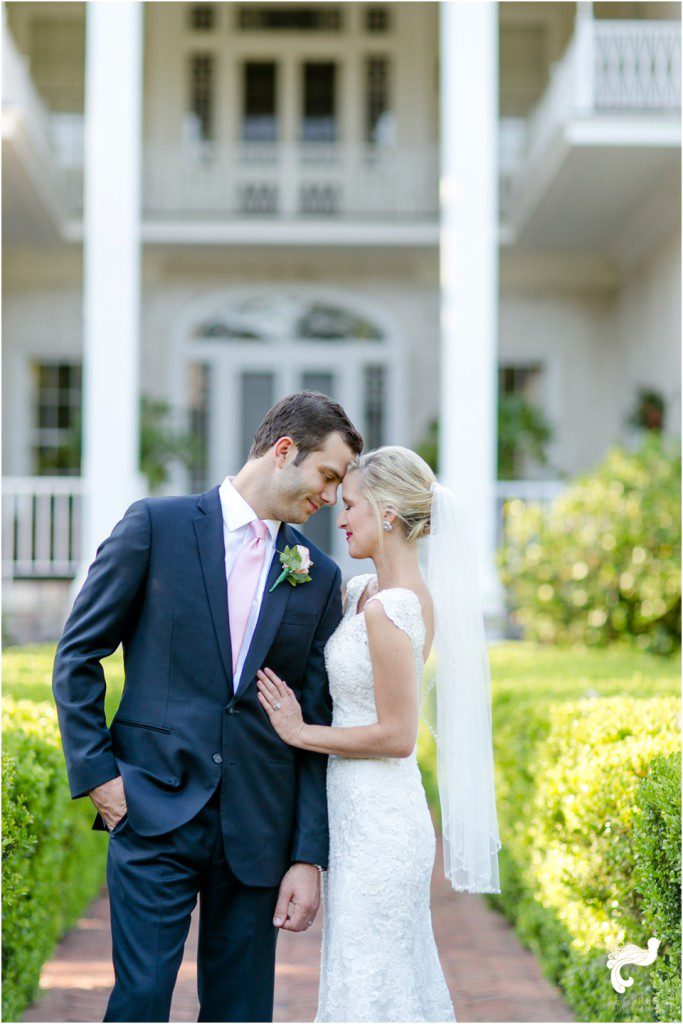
[317,575,456,1022]
[366,588,426,664]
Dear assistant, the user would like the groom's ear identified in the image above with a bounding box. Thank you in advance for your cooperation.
[273,436,298,466]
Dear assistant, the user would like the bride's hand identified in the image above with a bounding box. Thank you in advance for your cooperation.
[256,668,306,747]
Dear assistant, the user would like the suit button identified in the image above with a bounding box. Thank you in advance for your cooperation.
[226,706,238,715]
[212,753,223,765]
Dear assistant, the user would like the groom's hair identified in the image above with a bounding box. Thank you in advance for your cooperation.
[249,391,363,464]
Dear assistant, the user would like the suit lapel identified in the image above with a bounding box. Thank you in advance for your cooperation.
[193,486,233,693]
[234,521,295,701]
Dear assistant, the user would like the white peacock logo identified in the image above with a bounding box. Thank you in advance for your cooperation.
[606,937,660,994]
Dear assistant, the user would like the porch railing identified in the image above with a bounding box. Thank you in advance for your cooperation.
[2,476,565,580]
[2,477,83,579]
[494,478,566,544]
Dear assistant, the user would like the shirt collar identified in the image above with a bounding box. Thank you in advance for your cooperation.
[218,476,281,545]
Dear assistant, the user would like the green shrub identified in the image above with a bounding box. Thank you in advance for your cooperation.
[2,648,124,1021]
[2,700,107,1021]
[497,434,681,654]
[492,685,680,1023]
[417,642,680,1022]
[632,753,681,1023]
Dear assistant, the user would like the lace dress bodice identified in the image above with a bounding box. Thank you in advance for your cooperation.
[324,572,426,735]
[316,574,455,1023]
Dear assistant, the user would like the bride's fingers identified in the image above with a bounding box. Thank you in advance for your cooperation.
[257,691,273,716]
[258,671,286,704]
[258,668,282,695]
[269,672,290,700]
[257,672,279,702]
[262,667,289,696]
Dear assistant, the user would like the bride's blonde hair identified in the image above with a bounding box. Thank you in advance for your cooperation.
[347,446,436,545]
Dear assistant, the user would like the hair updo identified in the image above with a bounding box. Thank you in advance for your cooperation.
[347,446,436,544]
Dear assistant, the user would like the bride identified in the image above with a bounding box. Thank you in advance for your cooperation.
[256,446,502,1022]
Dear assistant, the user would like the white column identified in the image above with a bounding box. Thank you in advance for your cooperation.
[438,1,503,621]
[575,1,595,115]
[80,2,145,578]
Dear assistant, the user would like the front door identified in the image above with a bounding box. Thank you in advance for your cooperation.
[182,293,398,569]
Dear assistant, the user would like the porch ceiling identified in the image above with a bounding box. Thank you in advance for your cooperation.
[2,129,64,245]
[505,123,681,253]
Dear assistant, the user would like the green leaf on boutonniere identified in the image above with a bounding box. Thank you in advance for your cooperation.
[269,544,315,592]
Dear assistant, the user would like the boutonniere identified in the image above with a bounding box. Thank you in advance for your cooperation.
[269,544,314,592]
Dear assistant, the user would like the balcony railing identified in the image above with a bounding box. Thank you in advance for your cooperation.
[3,477,83,579]
[60,142,439,221]
[500,18,681,220]
[592,20,681,111]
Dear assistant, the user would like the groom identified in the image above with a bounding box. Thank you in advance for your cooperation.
[52,391,363,1022]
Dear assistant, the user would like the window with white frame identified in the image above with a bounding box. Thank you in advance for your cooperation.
[498,362,548,478]
[302,62,338,143]
[31,361,82,475]
[499,362,543,400]
[242,62,278,142]
[187,53,215,143]
[365,56,392,145]
[365,7,391,33]
[188,5,216,32]
[236,6,343,32]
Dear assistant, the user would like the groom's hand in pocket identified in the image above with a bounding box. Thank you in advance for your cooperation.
[89,776,127,831]
[273,863,321,932]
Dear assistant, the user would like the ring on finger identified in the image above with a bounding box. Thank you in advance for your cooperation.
[273,701,282,710]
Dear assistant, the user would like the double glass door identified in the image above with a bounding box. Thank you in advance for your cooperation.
[192,365,341,554]
[235,369,337,553]
[186,347,391,565]
[242,60,339,144]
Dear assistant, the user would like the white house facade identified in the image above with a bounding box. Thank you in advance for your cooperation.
[3,1,681,641]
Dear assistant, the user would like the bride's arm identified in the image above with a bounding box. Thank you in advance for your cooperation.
[257,601,418,758]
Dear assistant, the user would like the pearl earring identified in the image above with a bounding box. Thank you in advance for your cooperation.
[383,521,393,532]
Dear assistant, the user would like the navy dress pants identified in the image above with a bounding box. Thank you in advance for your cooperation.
[104,785,281,1023]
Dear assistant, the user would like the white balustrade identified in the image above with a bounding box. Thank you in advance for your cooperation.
[494,478,566,545]
[2,478,84,579]
[501,19,681,214]
[1,476,562,575]
[144,142,440,220]
[63,142,439,220]
[593,21,681,112]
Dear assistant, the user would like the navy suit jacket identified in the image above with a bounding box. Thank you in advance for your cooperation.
[52,485,341,886]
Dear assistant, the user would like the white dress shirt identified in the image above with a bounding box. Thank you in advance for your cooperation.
[219,476,281,693]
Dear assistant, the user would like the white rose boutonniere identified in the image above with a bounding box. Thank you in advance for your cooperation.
[269,544,314,592]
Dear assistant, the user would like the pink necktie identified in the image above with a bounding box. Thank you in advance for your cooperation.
[228,519,269,674]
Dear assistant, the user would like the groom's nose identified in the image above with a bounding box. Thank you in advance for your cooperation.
[319,483,338,506]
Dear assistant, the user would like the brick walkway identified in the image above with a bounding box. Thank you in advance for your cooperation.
[23,843,574,1023]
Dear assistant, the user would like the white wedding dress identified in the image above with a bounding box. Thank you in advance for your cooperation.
[315,573,456,1023]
